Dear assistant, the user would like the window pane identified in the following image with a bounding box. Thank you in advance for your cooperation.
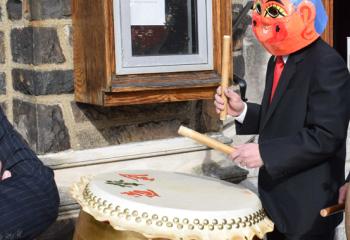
[130,0,199,56]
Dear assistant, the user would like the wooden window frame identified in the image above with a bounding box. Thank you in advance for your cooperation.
[72,0,232,106]
[115,0,214,74]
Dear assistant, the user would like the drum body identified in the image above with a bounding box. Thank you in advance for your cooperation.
[71,170,274,240]
[73,211,151,240]
[74,211,263,240]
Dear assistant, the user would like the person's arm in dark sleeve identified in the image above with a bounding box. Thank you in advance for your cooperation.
[235,56,275,136]
[0,109,60,239]
[260,53,350,179]
[235,102,261,135]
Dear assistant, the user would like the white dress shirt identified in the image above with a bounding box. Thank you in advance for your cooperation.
[233,56,288,124]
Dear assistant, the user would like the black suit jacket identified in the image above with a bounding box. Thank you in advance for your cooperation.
[0,108,60,239]
[236,38,350,235]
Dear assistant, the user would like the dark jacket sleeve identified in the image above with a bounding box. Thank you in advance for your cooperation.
[0,109,60,239]
[260,53,350,179]
[235,102,261,135]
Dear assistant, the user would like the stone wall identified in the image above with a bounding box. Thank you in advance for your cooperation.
[0,0,219,155]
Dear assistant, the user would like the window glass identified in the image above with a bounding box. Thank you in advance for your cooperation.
[130,0,199,57]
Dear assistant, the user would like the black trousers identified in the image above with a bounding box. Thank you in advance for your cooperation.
[266,228,335,240]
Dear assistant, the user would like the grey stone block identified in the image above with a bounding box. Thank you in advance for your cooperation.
[76,119,189,149]
[13,99,71,154]
[13,99,38,150]
[37,104,70,153]
[11,27,65,65]
[232,3,252,41]
[102,120,184,143]
[71,101,193,123]
[0,32,5,63]
[0,72,6,95]
[30,0,71,20]
[12,69,73,95]
[196,100,221,133]
[33,27,66,65]
[11,28,33,64]
[7,0,22,20]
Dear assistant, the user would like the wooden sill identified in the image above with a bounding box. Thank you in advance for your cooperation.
[103,71,221,106]
[111,71,220,92]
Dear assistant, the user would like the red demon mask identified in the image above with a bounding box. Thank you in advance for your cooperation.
[252,0,327,56]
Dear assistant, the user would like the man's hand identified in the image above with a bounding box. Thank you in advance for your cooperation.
[214,86,245,117]
[0,162,11,181]
[229,143,264,168]
[338,182,349,204]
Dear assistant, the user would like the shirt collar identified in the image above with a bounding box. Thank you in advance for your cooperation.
[274,56,288,64]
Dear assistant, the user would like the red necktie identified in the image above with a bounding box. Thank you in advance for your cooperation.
[270,56,285,103]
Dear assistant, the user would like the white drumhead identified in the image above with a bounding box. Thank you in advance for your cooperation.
[89,170,261,220]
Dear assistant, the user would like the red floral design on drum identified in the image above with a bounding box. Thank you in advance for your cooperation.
[121,189,160,198]
[119,173,155,182]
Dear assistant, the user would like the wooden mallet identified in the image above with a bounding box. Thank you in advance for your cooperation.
[178,126,235,154]
[220,35,232,121]
[320,203,345,217]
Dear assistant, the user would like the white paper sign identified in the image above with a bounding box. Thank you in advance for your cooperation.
[130,0,166,26]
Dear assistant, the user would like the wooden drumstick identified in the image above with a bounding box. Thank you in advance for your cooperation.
[220,35,232,121]
[320,203,345,217]
[178,126,235,154]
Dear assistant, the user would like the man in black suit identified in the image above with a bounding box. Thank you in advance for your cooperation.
[215,0,350,239]
[0,107,60,239]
